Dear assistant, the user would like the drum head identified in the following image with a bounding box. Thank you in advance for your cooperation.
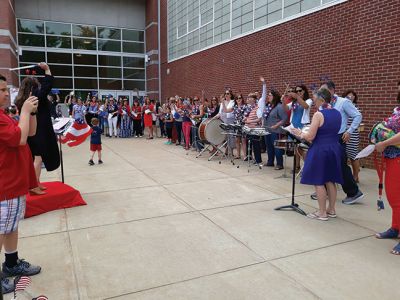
[205,119,225,145]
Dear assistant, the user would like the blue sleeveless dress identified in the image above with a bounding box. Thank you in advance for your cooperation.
[301,109,343,185]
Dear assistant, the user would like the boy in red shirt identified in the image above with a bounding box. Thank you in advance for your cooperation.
[0,74,42,294]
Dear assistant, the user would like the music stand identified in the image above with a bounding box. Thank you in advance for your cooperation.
[274,128,307,216]
[53,118,73,183]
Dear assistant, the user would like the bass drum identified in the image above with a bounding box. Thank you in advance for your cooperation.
[198,118,225,145]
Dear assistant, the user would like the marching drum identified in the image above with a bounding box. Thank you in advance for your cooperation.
[198,118,225,145]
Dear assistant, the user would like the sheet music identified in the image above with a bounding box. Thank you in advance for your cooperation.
[355,144,376,159]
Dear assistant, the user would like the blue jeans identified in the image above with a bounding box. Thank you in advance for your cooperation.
[265,133,283,167]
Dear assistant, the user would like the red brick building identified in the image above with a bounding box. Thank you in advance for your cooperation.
[2,0,399,166]
[155,0,400,167]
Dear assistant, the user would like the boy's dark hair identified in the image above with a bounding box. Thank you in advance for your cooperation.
[0,74,6,82]
[91,118,99,126]
[325,81,336,90]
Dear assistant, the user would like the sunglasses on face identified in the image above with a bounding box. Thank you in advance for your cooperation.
[225,92,230,95]
[296,89,303,93]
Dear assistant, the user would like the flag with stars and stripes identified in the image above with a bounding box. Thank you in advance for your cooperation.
[13,275,32,298]
[60,119,93,147]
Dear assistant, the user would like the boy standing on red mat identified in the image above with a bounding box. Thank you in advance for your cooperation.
[0,74,42,294]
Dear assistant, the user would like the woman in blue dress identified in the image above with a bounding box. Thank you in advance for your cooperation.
[292,88,343,221]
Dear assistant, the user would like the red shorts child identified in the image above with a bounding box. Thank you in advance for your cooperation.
[90,144,102,152]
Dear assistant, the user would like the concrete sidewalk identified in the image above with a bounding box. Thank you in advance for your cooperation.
[18,137,400,300]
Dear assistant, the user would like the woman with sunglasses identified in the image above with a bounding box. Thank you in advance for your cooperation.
[214,90,236,156]
[285,85,313,172]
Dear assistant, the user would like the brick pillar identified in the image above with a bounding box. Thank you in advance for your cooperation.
[145,0,160,101]
[0,0,18,87]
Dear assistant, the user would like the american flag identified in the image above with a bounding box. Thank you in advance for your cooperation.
[32,296,48,300]
[60,119,93,147]
[14,275,32,298]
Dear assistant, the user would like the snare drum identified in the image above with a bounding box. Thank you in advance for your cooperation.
[198,118,225,145]
[243,126,269,136]
[274,139,294,152]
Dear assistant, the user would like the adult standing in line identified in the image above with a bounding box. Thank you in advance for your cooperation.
[143,97,155,139]
[293,88,343,221]
[15,63,60,192]
[284,85,313,172]
[342,90,361,182]
[107,97,119,138]
[264,88,287,170]
[374,81,400,254]
[131,98,143,137]
[319,81,363,205]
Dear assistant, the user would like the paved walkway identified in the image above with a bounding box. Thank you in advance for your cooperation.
[18,137,400,299]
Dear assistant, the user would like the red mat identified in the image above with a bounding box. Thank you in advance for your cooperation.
[25,181,87,218]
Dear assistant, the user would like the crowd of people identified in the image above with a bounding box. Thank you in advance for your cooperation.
[157,80,400,255]
[1,62,400,296]
[57,90,162,140]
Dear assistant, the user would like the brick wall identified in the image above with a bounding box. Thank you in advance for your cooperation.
[160,0,400,168]
[145,0,159,101]
[0,0,18,86]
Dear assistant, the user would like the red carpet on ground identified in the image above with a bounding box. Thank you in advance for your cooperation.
[25,181,87,218]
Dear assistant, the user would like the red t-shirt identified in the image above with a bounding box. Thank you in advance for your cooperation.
[0,109,32,200]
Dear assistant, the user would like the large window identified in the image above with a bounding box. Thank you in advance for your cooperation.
[168,0,345,61]
[17,19,146,93]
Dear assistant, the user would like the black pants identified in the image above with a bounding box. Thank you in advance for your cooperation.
[339,134,359,197]
[166,127,173,139]
[175,121,182,144]
[132,119,142,136]
[159,120,166,136]
[248,135,262,164]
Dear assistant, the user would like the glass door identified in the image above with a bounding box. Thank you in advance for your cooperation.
[116,91,132,106]
[98,90,117,102]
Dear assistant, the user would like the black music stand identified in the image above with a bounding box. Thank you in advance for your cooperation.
[274,129,307,216]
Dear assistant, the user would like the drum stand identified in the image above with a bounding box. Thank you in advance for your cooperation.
[196,142,212,158]
[274,142,291,179]
[222,131,239,166]
[275,143,306,216]
[244,134,263,173]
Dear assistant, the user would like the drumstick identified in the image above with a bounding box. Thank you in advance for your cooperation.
[9,64,37,71]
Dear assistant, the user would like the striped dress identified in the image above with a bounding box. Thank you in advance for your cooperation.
[345,106,360,160]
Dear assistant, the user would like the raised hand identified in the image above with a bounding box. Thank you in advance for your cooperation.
[21,95,39,114]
